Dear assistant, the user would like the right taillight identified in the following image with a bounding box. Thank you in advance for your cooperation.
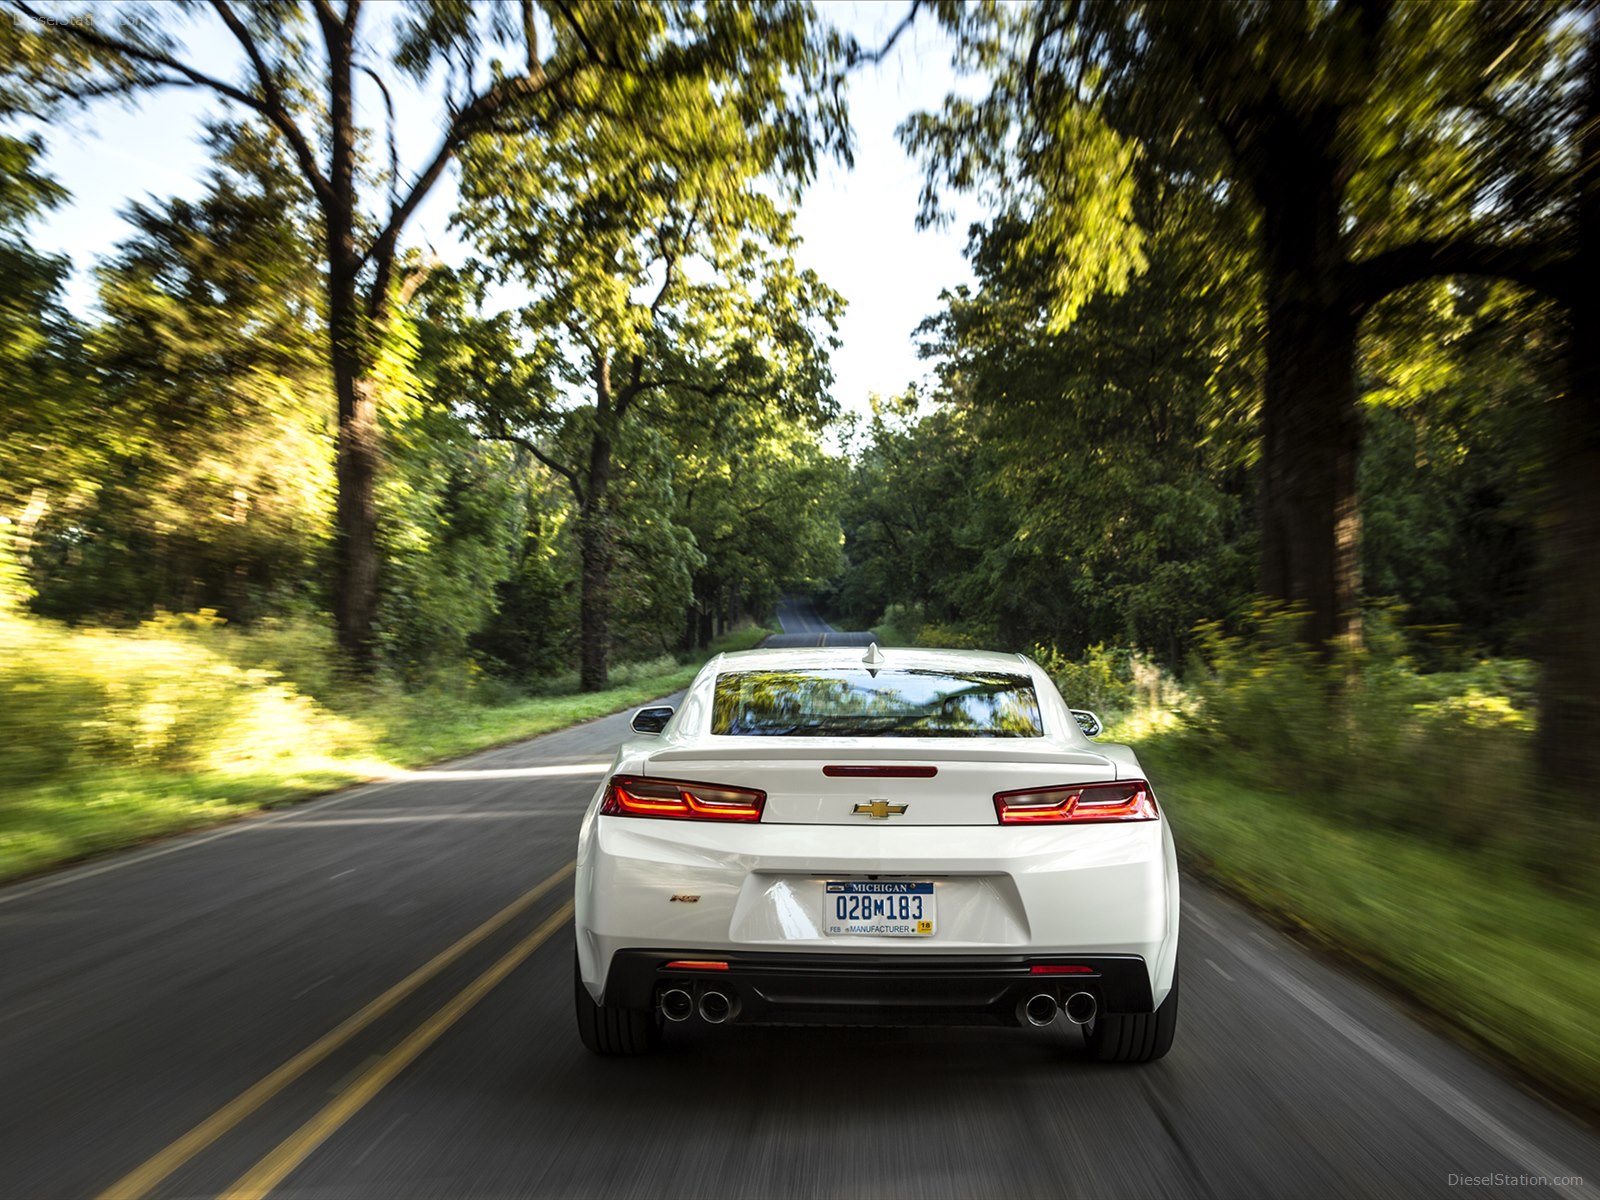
[601,775,766,822]
[993,779,1158,825]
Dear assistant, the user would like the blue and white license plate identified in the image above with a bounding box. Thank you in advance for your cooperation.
[823,881,936,936]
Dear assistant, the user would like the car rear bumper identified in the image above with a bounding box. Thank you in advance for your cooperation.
[602,949,1155,1024]
[575,812,1182,1012]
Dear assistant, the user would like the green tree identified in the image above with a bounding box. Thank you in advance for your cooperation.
[909,0,1600,803]
[30,122,334,622]
[1358,281,1556,661]
[831,396,991,635]
[7,0,870,666]
[0,131,87,585]
[904,0,1575,647]
[673,404,846,648]
[451,26,847,689]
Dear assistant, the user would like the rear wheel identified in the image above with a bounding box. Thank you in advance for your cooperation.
[574,951,661,1055]
[1083,964,1179,1063]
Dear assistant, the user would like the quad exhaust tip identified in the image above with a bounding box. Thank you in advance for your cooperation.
[660,988,694,1022]
[1023,993,1058,1027]
[1064,991,1097,1025]
[698,990,733,1024]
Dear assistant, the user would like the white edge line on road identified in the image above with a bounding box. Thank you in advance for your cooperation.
[0,758,610,908]
[0,781,409,907]
[374,763,609,782]
[1223,924,1596,1195]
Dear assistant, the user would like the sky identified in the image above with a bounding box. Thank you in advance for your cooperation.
[26,1,983,418]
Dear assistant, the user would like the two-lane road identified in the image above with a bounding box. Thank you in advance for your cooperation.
[762,597,876,648]
[3,691,1598,1198]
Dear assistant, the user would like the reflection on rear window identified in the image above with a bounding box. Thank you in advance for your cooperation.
[711,669,1043,737]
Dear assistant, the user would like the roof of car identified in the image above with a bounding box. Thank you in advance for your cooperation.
[705,644,1035,674]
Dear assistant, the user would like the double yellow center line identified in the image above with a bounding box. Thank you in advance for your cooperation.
[99,861,576,1200]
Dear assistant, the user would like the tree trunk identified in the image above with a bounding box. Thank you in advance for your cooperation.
[578,356,617,692]
[1535,341,1600,806]
[329,277,381,666]
[1253,118,1362,651]
[577,500,613,691]
[1258,285,1361,649]
[1535,29,1600,808]
[323,12,381,668]
[684,590,701,652]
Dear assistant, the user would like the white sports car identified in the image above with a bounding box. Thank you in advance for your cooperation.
[573,644,1180,1061]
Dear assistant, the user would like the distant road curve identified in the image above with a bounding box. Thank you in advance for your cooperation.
[762,596,876,647]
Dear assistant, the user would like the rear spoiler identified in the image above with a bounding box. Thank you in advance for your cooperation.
[646,742,1116,769]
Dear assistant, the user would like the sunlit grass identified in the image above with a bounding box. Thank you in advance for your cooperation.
[0,611,770,883]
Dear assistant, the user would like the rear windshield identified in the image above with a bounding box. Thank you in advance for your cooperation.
[711,668,1044,737]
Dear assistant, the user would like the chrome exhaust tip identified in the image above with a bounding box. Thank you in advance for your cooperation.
[698,990,733,1024]
[660,988,694,1022]
[1063,991,1097,1025]
[1023,993,1059,1027]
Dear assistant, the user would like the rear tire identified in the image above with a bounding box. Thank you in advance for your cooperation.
[1084,964,1179,1063]
[574,951,661,1055]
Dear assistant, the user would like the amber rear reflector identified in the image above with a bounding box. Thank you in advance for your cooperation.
[822,765,938,778]
[664,960,729,971]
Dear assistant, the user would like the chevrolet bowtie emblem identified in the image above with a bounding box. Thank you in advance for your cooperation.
[853,800,908,819]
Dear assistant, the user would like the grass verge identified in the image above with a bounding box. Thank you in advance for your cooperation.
[1142,742,1600,1116]
[0,625,769,886]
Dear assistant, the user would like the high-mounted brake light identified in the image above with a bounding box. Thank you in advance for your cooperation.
[602,775,765,823]
[823,765,938,778]
[993,779,1158,825]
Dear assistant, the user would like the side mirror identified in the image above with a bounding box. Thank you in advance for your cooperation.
[631,705,675,735]
[1070,709,1103,738]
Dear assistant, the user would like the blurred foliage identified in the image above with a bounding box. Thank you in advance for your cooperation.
[0,600,770,881]
[901,0,1596,789]
[26,123,335,624]
[1029,644,1145,719]
[1172,605,1558,864]
[0,607,373,791]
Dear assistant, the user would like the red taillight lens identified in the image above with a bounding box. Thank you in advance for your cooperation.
[993,779,1158,825]
[602,775,765,823]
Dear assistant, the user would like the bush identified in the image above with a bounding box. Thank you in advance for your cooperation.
[0,610,770,881]
[1030,643,1142,717]
[871,602,923,647]
[1171,604,1546,859]
[913,621,992,650]
[0,609,370,786]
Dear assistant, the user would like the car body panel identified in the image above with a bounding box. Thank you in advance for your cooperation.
[574,646,1180,1020]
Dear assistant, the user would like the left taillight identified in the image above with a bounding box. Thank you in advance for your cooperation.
[993,779,1158,825]
[601,775,766,823]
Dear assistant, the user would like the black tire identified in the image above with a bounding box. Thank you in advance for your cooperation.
[574,951,661,1055]
[1084,964,1179,1063]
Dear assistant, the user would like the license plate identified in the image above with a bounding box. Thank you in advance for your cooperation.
[823,881,936,936]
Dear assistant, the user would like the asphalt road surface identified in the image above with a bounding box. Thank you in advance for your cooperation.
[3,699,1599,1198]
[761,598,876,647]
